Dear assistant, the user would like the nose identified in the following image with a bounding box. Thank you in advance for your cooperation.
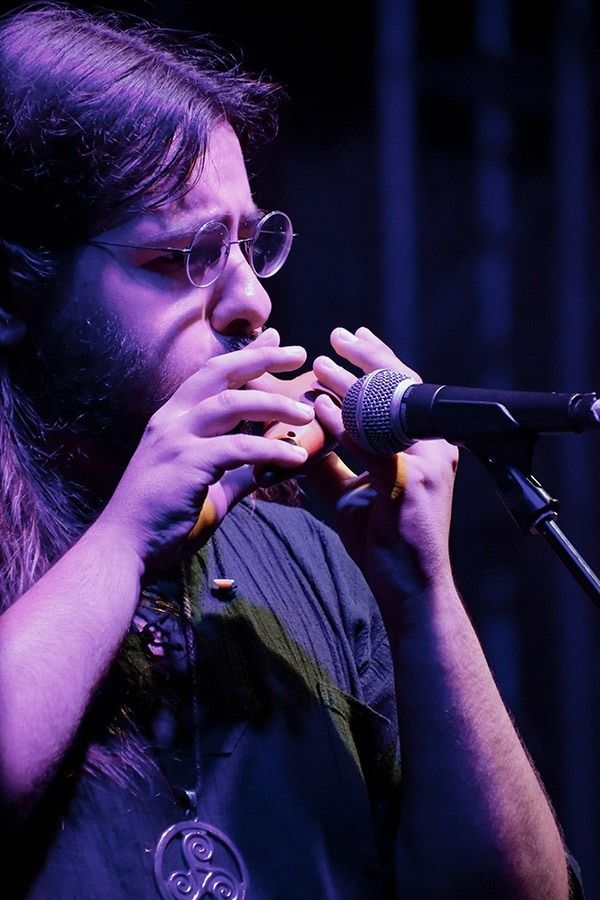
[208,248,272,337]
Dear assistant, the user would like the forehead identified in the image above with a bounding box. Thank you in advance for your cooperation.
[100,124,256,243]
[165,124,251,217]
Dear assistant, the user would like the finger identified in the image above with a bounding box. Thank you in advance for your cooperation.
[312,355,356,399]
[157,343,308,419]
[188,467,255,543]
[330,326,421,382]
[185,389,315,438]
[314,394,416,501]
[251,326,281,348]
[353,325,381,346]
[403,437,460,471]
[187,432,309,483]
[313,391,345,438]
[210,342,308,384]
[353,438,458,503]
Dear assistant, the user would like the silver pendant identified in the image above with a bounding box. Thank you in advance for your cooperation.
[154,819,249,899]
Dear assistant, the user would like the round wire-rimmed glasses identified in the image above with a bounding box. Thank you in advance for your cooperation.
[89,210,295,288]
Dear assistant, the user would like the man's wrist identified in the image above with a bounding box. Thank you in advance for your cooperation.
[85,515,147,584]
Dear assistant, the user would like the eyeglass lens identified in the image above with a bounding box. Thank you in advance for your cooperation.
[187,221,228,287]
[186,211,293,287]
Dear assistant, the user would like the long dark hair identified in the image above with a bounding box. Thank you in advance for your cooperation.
[0,1,281,608]
[0,1,280,296]
[0,3,284,784]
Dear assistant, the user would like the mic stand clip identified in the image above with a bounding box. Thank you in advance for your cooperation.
[465,436,600,610]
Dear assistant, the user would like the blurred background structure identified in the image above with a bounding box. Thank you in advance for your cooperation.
[4,0,600,894]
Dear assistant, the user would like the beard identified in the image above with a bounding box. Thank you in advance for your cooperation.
[11,292,257,501]
[14,302,166,464]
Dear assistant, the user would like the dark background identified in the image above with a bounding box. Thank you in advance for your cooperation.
[4,0,600,895]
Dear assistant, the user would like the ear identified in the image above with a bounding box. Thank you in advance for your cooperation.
[0,307,26,347]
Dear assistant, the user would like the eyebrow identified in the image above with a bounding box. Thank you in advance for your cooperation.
[140,208,266,248]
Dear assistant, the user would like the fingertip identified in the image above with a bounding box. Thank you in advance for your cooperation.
[284,345,308,368]
[331,326,355,345]
[293,399,316,419]
[314,392,336,409]
[292,444,309,460]
[254,326,280,346]
[355,325,379,342]
[313,354,334,371]
[314,393,343,436]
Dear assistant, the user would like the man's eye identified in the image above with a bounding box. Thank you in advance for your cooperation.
[143,252,183,274]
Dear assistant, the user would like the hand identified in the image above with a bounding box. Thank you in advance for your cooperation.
[311,327,459,617]
[247,369,339,486]
[98,328,314,573]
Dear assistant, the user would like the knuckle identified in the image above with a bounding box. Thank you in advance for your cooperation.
[204,355,235,385]
[216,389,238,412]
[230,432,255,455]
[144,411,162,438]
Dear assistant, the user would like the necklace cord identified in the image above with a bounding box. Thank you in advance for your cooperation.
[180,559,202,817]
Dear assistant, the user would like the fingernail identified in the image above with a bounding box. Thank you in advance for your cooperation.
[291,446,308,459]
[281,345,305,355]
[316,394,336,408]
[335,327,356,342]
[294,401,314,415]
[256,327,278,342]
[315,355,334,368]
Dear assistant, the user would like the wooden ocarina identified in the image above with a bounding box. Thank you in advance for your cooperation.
[254,370,339,487]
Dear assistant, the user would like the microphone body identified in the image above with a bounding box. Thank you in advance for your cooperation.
[342,369,600,455]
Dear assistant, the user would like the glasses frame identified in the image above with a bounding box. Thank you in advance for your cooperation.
[88,210,295,288]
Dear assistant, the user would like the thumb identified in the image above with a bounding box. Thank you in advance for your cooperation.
[188,466,254,543]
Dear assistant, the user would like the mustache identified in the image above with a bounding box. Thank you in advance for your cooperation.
[216,330,262,354]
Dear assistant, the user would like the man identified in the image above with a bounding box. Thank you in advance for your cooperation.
[0,4,580,898]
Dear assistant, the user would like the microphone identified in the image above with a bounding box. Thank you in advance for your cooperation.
[341,368,600,455]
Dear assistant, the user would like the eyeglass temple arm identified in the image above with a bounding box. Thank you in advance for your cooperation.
[89,240,192,255]
[89,229,296,254]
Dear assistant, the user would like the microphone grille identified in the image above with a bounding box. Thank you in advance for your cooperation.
[342,368,412,455]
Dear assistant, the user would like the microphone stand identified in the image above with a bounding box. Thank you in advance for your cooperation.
[464,436,600,610]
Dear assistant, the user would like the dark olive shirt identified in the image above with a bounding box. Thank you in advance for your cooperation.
[10,500,402,898]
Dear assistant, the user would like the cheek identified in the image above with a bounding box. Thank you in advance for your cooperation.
[88,265,168,344]
[158,321,219,388]
[74,262,184,356]
[71,257,218,385]
[96,271,219,373]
